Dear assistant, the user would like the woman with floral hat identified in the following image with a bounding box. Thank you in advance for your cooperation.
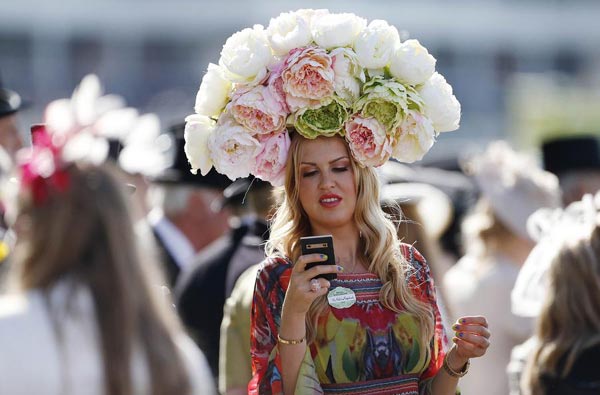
[184,9,490,394]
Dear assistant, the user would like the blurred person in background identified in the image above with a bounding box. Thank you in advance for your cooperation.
[147,122,231,287]
[443,141,561,395]
[217,180,273,395]
[177,177,272,381]
[0,123,215,395]
[0,75,24,279]
[542,135,600,205]
[0,74,25,161]
[519,192,600,395]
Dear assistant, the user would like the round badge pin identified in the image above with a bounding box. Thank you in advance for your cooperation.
[327,286,356,309]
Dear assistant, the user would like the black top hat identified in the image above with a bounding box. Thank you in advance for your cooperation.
[150,122,231,189]
[542,135,600,175]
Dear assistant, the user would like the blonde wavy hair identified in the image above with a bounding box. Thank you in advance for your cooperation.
[523,217,600,395]
[266,134,434,350]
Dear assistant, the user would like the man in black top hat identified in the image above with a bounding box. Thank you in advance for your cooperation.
[175,177,272,382]
[147,122,232,287]
[0,79,24,161]
[542,135,600,205]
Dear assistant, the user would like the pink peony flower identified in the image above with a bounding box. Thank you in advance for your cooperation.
[252,131,291,186]
[281,46,335,111]
[345,115,392,167]
[267,61,290,113]
[229,85,288,135]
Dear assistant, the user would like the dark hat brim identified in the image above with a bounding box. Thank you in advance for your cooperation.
[0,88,22,118]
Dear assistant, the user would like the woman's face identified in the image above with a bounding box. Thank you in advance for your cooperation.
[297,136,357,233]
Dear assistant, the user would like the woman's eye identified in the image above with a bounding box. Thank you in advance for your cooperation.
[332,167,349,173]
[302,170,318,177]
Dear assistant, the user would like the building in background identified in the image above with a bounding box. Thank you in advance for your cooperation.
[1,0,599,160]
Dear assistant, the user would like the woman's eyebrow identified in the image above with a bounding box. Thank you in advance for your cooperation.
[300,156,348,166]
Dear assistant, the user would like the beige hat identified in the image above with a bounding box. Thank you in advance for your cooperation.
[465,141,562,240]
[380,182,454,240]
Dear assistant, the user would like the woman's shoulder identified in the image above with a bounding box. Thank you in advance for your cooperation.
[399,243,431,282]
[254,255,293,292]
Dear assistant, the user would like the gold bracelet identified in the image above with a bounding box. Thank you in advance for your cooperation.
[443,351,470,378]
[277,333,305,345]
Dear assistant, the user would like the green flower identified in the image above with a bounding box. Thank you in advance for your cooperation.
[354,76,423,133]
[294,97,349,139]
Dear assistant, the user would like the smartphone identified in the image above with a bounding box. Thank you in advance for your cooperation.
[300,235,337,281]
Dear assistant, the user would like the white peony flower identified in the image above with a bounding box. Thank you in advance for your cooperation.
[417,72,461,133]
[194,63,232,117]
[392,110,435,163]
[295,8,330,28]
[311,12,367,49]
[184,114,216,176]
[267,11,313,56]
[330,47,365,104]
[389,39,436,86]
[208,116,262,180]
[354,20,400,69]
[219,25,274,85]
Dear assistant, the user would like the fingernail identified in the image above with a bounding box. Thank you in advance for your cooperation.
[337,265,344,271]
[460,318,466,324]
[452,324,460,330]
[321,254,327,259]
[452,337,458,343]
[458,332,464,338]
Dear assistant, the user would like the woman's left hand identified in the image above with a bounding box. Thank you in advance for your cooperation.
[448,315,491,368]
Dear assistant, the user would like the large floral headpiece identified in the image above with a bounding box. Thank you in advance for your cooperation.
[184,9,461,186]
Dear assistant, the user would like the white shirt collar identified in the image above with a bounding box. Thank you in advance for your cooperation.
[148,208,195,270]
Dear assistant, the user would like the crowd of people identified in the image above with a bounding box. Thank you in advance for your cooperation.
[0,8,599,395]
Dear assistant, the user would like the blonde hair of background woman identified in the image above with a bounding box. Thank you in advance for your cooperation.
[266,135,434,350]
[522,217,600,395]
[10,162,192,395]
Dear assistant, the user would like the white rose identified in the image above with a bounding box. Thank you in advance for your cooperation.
[392,110,435,163]
[330,47,365,103]
[417,72,461,133]
[194,63,232,117]
[219,24,273,85]
[389,39,436,86]
[184,114,216,176]
[311,12,367,49]
[267,11,313,56]
[208,117,262,180]
[354,20,400,69]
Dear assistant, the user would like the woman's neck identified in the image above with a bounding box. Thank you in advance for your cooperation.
[311,224,364,273]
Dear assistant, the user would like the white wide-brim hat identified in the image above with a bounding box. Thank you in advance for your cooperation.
[511,192,600,317]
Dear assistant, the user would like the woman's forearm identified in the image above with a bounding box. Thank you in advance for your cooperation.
[279,309,308,395]
[431,349,469,395]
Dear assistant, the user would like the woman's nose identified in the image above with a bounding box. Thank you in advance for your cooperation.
[318,171,335,189]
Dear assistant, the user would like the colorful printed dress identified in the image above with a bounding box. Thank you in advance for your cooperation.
[249,244,448,395]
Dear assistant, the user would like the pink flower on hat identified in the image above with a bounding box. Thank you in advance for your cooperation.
[252,131,291,186]
[345,115,392,167]
[282,46,335,110]
[267,61,290,113]
[229,85,288,136]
